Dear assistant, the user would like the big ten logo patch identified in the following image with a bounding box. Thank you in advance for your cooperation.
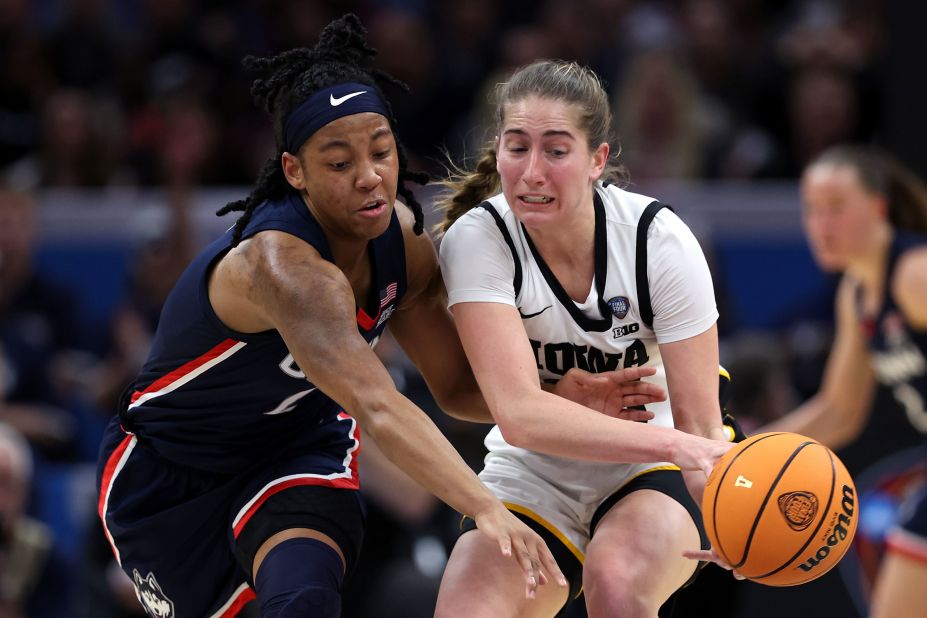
[612,323,640,338]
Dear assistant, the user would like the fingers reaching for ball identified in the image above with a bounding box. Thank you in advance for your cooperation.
[682,548,746,580]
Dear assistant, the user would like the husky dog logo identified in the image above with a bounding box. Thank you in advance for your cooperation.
[133,570,175,618]
[777,491,818,531]
[607,296,630,319]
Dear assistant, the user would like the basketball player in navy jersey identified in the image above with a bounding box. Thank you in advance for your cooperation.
[93,15,680,618]
[757,146,927,618]
[434,60,738,617]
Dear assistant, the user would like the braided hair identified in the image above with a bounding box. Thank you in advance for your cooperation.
[217,14,428,244]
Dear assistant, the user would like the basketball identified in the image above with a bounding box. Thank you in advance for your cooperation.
[702,432,858,587]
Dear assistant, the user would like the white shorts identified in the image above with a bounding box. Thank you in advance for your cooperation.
[478,449,679,563]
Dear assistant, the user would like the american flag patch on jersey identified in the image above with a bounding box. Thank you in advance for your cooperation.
[380,282,398,307]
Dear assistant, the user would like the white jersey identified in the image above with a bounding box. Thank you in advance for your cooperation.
[439,183,717,502]
[441,183,718,561]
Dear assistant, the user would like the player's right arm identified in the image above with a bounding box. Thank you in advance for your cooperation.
[449,301,727,476]
[209,230,564,595]
[439,211,729,476]
[759,275,875,449]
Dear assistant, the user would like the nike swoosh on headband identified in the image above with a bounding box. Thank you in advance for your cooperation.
[330,91,367,106]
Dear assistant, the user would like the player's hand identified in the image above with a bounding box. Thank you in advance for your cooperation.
[552,367,665,421]
[683,548,746,580]
[671,430,735,476]
[473,503,568,599]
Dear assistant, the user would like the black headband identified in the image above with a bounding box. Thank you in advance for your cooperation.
[284,82,390,153]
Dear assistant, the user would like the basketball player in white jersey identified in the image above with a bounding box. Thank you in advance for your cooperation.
[434,60,738,617]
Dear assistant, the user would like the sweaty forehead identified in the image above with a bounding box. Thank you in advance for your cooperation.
[309,112,393,149]
[502,96,582,134]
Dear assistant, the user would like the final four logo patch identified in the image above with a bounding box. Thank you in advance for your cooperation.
[607,296,630,319]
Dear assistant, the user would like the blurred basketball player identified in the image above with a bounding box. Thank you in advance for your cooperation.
[762,145,927,618]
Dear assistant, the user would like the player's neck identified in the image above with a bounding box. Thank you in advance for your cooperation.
[523,200,595,268]
[328,239,371,280]
[524,202,596,302]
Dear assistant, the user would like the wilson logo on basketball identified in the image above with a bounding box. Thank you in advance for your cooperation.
[796,484,856,573]
[777,491,818,531]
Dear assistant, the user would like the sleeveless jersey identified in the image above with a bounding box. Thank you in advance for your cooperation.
[440,183,717,474]
[863,232,927,436]
[120,193,407,474]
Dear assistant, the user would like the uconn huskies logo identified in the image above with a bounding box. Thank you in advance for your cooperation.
[133,570,174,618]
[279,336,382,379]
[279,354,306,379]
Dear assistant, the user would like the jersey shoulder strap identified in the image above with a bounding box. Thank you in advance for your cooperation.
[636,201,673,330]
[477,201,523,296]
[477,197,673,320]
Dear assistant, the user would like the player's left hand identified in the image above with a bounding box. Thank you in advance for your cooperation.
[473,503,568,599]
[683,548,747,580]
[552,367,665,421]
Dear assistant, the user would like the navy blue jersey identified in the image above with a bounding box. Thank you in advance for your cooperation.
[862,232,927,437]
[120,193,407,473]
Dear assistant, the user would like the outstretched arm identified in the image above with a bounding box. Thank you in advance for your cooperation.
[659,324,728,502]
[450,300,729,476]
[211,230,564,596]
[661,325,726,441]
[759,276,875,449]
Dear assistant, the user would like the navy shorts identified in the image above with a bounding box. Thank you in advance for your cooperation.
[97,412,366,618]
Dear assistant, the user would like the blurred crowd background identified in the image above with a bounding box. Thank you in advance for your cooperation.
[0,0,899,187]
[1,0,926,616]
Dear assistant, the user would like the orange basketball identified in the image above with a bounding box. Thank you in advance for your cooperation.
[701,432,858,586]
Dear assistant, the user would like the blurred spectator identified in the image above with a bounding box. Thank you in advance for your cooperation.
[0,422,67,617]
[90,102,200,414]
[6,88,125,189]
[0,1,889,183]
[0,0,50,169]
[613,49,708,180]
[127,67,228,186]
[679,0,741,98]
[130,95,220,186]
[463,24,555,159]
[786,67,859,175]
[762,0,883,176]
[46,0,120,90]
[0,188,80,459]
[777,0,871,73]
[91,187,196,415]
[536,0,602,66]
[263,0,338,52]
[366,8,439,171]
